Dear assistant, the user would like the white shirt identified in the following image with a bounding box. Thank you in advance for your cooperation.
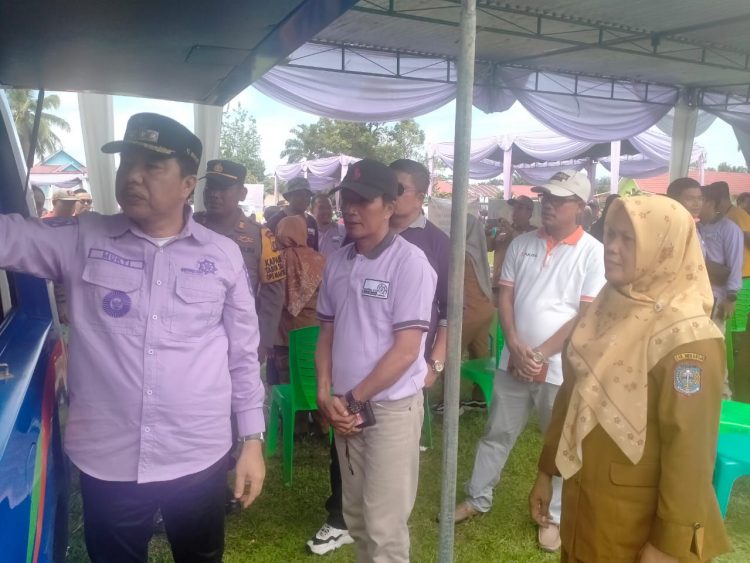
[498,227,606,385]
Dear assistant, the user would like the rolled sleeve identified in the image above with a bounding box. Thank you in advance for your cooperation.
[725,220,744,294]
[224,260,265,436]
[580,242,606,301]
[0,213,79,282]
[316,259,336,323]
[392,254,436,332]
[499,236,519,286]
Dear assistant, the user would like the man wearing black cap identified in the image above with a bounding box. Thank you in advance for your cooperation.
[194,159,285,363]
[489,195,536,294]
[267,176,319,250]
[315,159,436,561]
[0,113,266,563]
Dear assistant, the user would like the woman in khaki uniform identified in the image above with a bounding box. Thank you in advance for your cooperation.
[529,195,730,562]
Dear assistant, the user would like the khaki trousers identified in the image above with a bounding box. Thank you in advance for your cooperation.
[335,393,423,563]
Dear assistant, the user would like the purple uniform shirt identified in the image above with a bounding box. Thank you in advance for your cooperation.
[317,233,436,401]
[317,223,346,258]
[0,210,265,483]
[698,216,744,303]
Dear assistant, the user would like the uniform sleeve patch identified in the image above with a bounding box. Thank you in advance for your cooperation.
[674,363,702,395]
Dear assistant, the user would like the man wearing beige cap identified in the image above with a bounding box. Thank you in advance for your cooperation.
[455,170,606,553]
[42,188,79,218]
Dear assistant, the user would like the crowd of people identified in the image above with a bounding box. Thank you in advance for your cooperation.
[0,111,741,562]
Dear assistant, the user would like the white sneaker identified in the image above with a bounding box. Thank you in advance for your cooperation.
[306,523,354,555]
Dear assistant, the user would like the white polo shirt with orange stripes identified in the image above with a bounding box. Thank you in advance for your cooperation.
[498,226,605,385]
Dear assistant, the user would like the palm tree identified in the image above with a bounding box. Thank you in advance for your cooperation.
[7,89,71,160]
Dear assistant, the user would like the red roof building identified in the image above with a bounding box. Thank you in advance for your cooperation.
[635,170,750,196]
[433,180,536,199]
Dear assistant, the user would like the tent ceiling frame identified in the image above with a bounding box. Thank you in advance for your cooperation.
[287,40,679,105]
[345,2,750,77]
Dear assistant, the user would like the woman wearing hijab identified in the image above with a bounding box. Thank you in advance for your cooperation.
[269,215,326,385]
[529,195,730,562]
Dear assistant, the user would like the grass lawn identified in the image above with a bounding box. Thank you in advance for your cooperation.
[67,410,750,562]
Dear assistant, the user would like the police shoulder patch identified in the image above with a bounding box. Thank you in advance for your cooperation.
[673,362,702,395]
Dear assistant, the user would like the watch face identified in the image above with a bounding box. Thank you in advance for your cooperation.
[433,360,445,372]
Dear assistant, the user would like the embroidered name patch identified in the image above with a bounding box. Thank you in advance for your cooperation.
[102,290,132,318]
[674,363,702,395]
[362,279,390,299]
[88,248,145,270]
[181,258,218,275]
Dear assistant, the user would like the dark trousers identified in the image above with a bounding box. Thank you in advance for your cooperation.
[325,441,346,529]
[80,455,228,563]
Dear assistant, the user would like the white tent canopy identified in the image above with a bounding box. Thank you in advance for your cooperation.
[429,127,706,196]
[274,154,361,193]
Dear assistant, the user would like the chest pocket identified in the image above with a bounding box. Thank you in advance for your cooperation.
[168,274,225,339]
[81,261,144,334]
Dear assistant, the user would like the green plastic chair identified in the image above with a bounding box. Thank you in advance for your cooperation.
[713,401,750,517]
[713,433,750,518]
[459,317,504,407]
[719,400,750,436]
[266,325,320,486]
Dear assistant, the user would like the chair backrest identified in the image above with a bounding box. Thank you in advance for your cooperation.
[288,325,320,411]
[495,319,505,369]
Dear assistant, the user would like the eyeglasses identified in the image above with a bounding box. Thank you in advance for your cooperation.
[397,183,421,196]
[540,194,580,207]
[79,199,93,204]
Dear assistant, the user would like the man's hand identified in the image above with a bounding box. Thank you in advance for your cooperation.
[638,542,678,563]
[257,346,271,365]
[318,394,359,435]
[234,440,265,509]
[717,299,736,321]
[508,340,542,381]
[424,366,440,388]
[529,471,553,527]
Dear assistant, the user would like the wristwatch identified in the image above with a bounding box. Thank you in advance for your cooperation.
[345,390,366,413]
[429,359,445,375]
[238,432,265,443]
[531,349,546,364]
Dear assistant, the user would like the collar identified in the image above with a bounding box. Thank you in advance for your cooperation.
[537,225,585,246]
[347,231,398,260]
[407,213,427,230]
[105,206,209,244]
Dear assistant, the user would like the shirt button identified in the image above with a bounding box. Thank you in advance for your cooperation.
[152,314,158,320]
[146,389,153,396]
[148,349,154,355]
[144,426,151,433]
[156,280,162,286]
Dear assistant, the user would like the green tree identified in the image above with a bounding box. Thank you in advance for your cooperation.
[7,89,71,159]
[219,105,265,182]
[717,162,748,173]
[281,118,425,164]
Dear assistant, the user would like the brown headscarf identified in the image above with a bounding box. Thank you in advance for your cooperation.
[555,195,722,479]
[277,215,325,317]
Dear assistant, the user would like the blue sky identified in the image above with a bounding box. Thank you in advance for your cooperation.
[51,85,746,175]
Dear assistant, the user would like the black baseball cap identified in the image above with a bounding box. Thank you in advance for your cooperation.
[202,159,246,188]
[283,177,313,200]
[333,159,398,200]
[101,112,202,165]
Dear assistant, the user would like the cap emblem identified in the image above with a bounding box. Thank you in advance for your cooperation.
[352,165,362,181]
[213,163,224,173]
[551,171,570,182]
[126,128,159,143]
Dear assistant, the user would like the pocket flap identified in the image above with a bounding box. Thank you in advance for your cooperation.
[83,261,142,292]
[175,275,221,304]
[609,461,660,487]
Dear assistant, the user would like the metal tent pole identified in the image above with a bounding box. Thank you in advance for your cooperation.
[438,0,476,561]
